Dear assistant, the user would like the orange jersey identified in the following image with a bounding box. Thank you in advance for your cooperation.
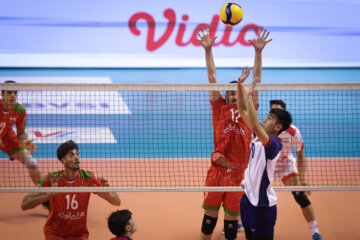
[39,170,102,239]
[211,97,252,169]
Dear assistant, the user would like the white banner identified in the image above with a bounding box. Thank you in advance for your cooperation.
[0,0,359,67]
[0,77,131,114]
[26,127,117,144]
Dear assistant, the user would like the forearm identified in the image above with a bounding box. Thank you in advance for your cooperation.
[297,154,307,183]
[98,192,121,206]
[205,48,217,83]
[22,192,54,210]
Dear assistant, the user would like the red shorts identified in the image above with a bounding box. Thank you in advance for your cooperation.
[202,165,244,216]
[0,130,24,156]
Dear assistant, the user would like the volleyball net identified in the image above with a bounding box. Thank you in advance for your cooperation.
[0,83,359,192]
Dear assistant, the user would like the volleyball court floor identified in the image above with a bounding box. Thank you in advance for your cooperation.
[0,158,360,240]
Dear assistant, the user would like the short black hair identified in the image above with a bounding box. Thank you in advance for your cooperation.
[2,80,17,94]
[57,140,79,161]
[269,108,292,134]
[108,209,132,236]
[229,80,237,84]
[269,100,286,110]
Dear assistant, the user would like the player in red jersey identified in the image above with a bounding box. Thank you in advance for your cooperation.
[21,140,121,240]
[197,28,272,240]
[1,80,41,184]
[270,100,322,240]
[108,209,137,240]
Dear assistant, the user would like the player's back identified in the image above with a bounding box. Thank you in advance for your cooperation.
[278,124,304,161]
[211,96,251,168]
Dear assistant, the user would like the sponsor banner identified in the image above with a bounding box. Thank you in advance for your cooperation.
[0,0,359,67]
[0,77,131,115]
[27,127,117,144]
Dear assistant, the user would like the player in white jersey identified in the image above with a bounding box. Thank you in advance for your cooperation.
[270,100,322,240]
[236,69,292,240]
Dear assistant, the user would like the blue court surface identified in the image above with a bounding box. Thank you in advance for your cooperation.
[0,68,359,159]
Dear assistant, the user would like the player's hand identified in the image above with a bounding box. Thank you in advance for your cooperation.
[99,177,110,187]
[50,175,59,187]
[249,28,272,53]
[24,139,37,153]
[196,27,217,50]
[238,67,251,83]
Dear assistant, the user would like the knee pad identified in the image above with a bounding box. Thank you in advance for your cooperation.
[201,214,218,235]
[292,191,311,208]
[23,156,40,174]
[224,220,238,240]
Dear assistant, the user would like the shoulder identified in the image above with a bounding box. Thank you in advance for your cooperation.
[13,102,26,114]
[283,124,299,137]
[79,169,95,179]
[211,96,226,107]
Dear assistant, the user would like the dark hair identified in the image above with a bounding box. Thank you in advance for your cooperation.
[269,100,286,110]
[57,140,79,161]
[2,80,17,94]
[269,108,292,134]
[229,80,237,84]
[108,209,132,236]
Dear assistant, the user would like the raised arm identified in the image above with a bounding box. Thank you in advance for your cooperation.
[249,28,272,107]
[197,27,220,102]
[237,74,270,145]
[96,177,121,206]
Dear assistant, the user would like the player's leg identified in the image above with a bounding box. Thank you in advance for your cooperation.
[11,148,41,184]
[201,166,223,240]
[282,161,322,240]
[223,191,244,240]
[2,131,41,184]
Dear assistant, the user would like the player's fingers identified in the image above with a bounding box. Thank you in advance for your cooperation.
[257,28,261,37]
[212,36,217,43]
[265,39,273,44]
[264,31,270,40]
[200,27,205,35]
[261,29,267,38]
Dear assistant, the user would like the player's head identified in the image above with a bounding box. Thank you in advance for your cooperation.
[108,209,137,237]
[57,140,80,171]
[225,80,237,106]
[1,81,18,107]
[269,99,286,110]
[263,108,292,136]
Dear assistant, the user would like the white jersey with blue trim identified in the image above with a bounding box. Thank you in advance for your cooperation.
[242,135,283,207]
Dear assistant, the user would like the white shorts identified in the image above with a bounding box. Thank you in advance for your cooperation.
[274,156,299,182]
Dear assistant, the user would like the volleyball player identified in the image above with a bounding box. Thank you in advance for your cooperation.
[237,70,292,240]
[1,80,41,184]
[108,209,137,240]
[21,140,121,240]
[197,28,272,240]
[270,100,322,240]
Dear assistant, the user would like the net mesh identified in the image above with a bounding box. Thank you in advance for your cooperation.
[0,83,359,192]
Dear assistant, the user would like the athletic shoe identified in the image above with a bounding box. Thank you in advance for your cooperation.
[312,233,322,240]
[221,223,242,234]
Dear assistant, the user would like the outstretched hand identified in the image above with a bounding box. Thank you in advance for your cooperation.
[249,28,272,52]
[99,177,110,187]
[196,27,217,50]
[24,139,37,153]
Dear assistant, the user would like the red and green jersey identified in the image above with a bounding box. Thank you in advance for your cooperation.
[39,170,102,239]
[0,100,26,140]
[211,96,252,169]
